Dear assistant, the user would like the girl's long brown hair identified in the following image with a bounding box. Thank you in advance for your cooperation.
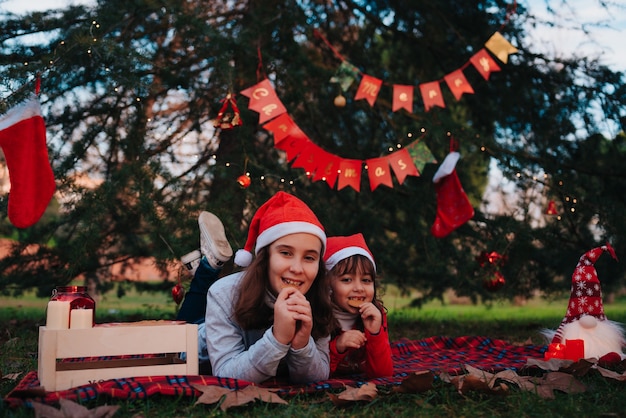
[234,246,334,340]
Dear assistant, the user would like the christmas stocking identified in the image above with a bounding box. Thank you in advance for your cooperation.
[0,94,56,228]
[431,151,474,238]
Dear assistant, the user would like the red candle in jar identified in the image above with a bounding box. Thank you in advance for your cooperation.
[50,286,96,327]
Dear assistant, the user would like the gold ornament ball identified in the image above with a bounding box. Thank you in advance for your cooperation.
[334,94,346,107]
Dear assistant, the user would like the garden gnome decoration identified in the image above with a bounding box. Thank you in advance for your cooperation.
[543,243,625,362]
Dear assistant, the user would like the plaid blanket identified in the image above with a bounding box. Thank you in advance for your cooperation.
[4,336,547,408]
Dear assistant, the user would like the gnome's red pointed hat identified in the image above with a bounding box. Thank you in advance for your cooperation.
[552,243,618,343]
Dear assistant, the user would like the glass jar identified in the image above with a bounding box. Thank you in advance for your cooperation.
[50,285,96,327]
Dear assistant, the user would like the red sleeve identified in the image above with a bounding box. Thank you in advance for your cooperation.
[363,310,394,378]
[329,333,350,375]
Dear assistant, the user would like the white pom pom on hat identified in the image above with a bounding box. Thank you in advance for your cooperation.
[233,191,326,267]
[324,233,376,273]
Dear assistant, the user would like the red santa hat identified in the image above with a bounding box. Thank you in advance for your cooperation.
[552,243,618,343]
[324,233,376,273]
[233,191,326,267]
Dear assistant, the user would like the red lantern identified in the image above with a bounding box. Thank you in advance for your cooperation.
[237,174,251,189]
[546,200,558,215]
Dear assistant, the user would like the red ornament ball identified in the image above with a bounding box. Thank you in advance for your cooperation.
[483,271,506,292]
[171,283,185,304]
[237,174,251,189]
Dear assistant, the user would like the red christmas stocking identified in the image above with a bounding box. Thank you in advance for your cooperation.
[431,151,474,238]
[0,95,56,228]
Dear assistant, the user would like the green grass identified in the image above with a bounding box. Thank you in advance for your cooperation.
[2,287,626,417]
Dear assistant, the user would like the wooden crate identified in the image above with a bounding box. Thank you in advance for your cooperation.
[38,321,198,391]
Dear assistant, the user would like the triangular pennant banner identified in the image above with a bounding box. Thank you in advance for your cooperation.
[354,74,383,107]
[337,159,363,192]
[262,113,300,146]
[419,81,445,112]
[290,141,321,174]
[484,31,518,64]
[405,140,437,173]
[274,135,310,162]
[387,148,419,184]
[330,61,361,92]
[392,84,414,112]
[366,156,394,191]
[444,69,475,101]
[240,79,287,124]
[469,49,501,80]
[312,149,340,188]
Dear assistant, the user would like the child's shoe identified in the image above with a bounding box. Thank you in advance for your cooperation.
[198,211,233,269]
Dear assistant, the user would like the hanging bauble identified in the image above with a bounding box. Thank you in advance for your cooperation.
[483,271,506,292]
[171,282,185,304]
[476,251,505,267]
[237,174,251,189]
[214,93,242,130]
[546,200,558,215]
[333,94,346,108]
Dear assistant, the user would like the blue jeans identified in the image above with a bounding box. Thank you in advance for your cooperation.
[176,258,221,324]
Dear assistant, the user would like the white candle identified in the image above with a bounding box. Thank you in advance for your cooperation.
[70,309,93,329]
[46,301,70,329]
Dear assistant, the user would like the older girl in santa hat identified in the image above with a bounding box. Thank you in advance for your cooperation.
[325,234,394,378]
[192,191,333,383]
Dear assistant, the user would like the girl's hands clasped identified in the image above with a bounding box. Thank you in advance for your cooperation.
[273,287,313,349]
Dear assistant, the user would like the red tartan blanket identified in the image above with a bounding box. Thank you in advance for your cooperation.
[4,336,547,408]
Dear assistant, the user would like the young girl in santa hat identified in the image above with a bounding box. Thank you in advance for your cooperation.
[325,234,394,378]
[188,191,333,383]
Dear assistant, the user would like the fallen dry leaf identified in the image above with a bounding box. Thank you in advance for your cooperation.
[526,357,574,371]
[392,370,434,394]
[595,366,626,382]
[449,374,509,396]
[328,382,378,406]
[32,398,119,418]
[192,383,287,411]
[528,372,586,399]
[1,372,22,381]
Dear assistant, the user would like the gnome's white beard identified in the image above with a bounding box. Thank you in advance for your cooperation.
[544,315,626,360]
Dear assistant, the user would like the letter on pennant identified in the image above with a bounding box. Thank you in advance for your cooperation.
[388,148,419,184]
[419,81,445,112]
[444,69,475,101]
[337,159,363,192]
[366,157,394,191]
[469,49,501,80]
[392,84,414,112]
[354,74,383,107]
[240,79,287,123]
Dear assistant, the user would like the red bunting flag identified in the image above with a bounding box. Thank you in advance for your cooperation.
[312,149,340,188]
[419,81,445,112]
[337,159,363,192]
[274,135,310,162]
[354,74,383,107]
[240,79,287,123]
[387,148,419,184]
[444,69,475,101]
[469,49,501,80]
[262,113,301,145]
[392,84,414,112]
[366,156,393,191]
[291,142,320,174]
